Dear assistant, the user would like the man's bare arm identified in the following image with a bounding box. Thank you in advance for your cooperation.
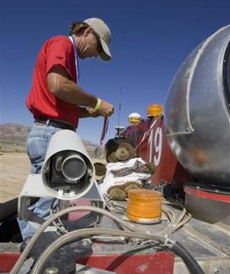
[47,65,97,107]
[47,65,114,117]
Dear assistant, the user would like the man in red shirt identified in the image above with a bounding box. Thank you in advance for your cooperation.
[27,17,113,128]
[19,18,114,241]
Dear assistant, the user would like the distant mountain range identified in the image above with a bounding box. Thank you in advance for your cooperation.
[0,123,29,146]
[0,123,100,156]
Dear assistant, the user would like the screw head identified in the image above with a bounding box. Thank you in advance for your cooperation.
[44,267,59,274]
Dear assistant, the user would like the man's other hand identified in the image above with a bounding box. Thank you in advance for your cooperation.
[86,107,100,117]
[98,100,114,117]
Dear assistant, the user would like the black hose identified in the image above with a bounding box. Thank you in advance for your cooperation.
[170,241,205,274]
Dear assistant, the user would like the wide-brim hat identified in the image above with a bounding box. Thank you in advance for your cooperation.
[84,18,112,61]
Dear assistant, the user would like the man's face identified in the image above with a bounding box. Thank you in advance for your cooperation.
[78,28,102,59]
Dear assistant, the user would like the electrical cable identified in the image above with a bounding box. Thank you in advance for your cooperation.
[176,214,192,231]
[30,228,167,274]
[50,199,69,234]
[31,228,204,274]
[171,241,205,274]
[10,205,137,274]
[105,198,191,237]
[161,207,187,236]
[162,207,174,222]
[161,200,192,236]
[51,196,185,238]
[12,204,203,274]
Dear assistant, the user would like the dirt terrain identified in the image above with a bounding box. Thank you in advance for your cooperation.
[0,152,30,202]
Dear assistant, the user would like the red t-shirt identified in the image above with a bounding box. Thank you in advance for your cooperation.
[26,35,79,127]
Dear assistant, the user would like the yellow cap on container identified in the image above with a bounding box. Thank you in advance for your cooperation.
[147,104,163,117]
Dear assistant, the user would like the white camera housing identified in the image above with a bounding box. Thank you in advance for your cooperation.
[41,130,95,200]
[18,130,104,220]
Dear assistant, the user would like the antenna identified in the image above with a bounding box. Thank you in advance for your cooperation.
[115,86,125,137]
[117,86,122,128]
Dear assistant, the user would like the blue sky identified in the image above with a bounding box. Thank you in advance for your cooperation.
[1,0,229,143]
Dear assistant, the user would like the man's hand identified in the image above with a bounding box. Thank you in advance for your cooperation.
[86,107,100,117]
[79,107,99,118]
[97,99,114,117]
[81,102,114,118]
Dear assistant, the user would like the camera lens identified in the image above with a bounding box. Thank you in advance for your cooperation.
[62,153,86,181]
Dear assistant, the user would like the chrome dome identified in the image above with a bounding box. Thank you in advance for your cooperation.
[165,25,230,188]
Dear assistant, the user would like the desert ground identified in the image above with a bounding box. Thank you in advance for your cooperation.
[0,152,30,202]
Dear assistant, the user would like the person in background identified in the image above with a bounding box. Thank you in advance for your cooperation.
[18,18,114,242]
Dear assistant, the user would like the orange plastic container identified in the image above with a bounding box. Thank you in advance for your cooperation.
[126,189,162,223]
[147,104,163,117]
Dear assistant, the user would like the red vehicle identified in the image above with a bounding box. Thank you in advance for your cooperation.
[1,25,230,274]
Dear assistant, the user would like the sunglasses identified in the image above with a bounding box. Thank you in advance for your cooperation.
[92,31,103,53]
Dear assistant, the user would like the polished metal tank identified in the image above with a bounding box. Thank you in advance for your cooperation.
[164,25,230,188]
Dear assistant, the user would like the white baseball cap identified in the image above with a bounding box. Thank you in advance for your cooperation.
[84,18,112,61]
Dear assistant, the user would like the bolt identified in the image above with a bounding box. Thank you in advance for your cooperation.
[44,267,59,274]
